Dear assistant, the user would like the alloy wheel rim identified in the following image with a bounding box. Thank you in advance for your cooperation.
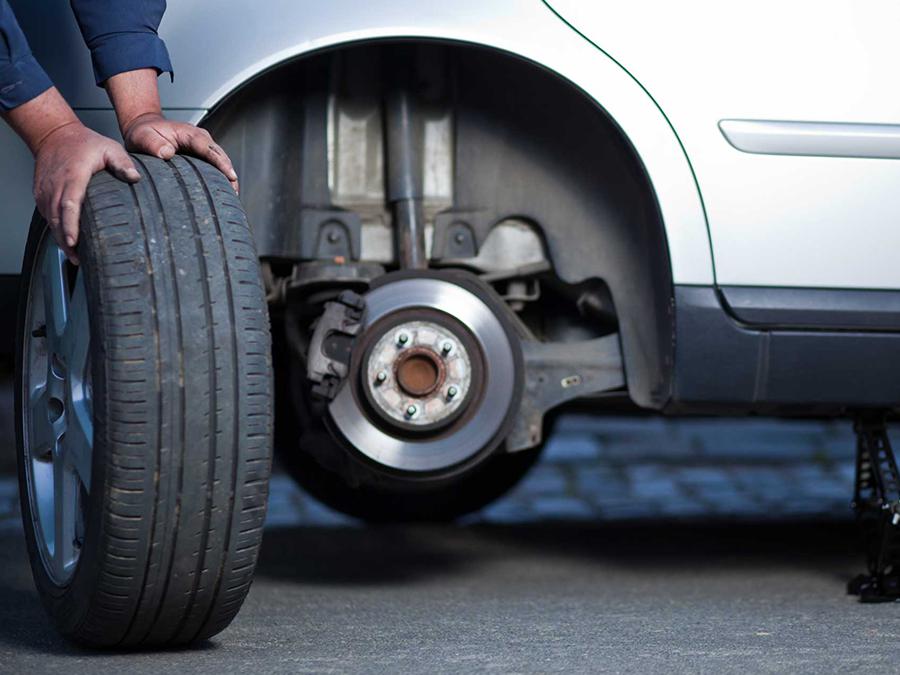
[22,233,93,585]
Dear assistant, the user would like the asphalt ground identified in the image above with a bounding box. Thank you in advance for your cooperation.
[1,375,897,673]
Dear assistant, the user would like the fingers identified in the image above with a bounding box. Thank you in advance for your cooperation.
[106,146,141,183]
[183,127,239,189]
[129,123,176,160]
[126,119,240,192]
[58,178,88,265]
[45,198,79,265]
[34,177,77,264]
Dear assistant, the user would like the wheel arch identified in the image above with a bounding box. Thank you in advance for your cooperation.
[186,27,711,409]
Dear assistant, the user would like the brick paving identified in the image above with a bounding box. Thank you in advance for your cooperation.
[0,408,862,529]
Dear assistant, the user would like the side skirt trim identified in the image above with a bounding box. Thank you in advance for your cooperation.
[672,285,900,412]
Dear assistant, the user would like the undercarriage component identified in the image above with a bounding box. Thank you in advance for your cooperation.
[507,336,625,452]
[848,414,900,602]
[278,269,538,521]
[266,260,384,307]
[386,48,428,270]
[302,267,627,478]
[306,290,366,400]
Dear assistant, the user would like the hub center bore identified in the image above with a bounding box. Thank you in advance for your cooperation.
[395,348,444,397]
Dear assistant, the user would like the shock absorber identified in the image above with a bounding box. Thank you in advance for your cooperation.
[385,47,427,270]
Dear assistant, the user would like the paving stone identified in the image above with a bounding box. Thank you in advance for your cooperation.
[530,496,595,519]
[511,465,568,495]
[542,434,601,462]
[676,467,736,487]
[656,498,719,518]
[0,413,869,528]
[475,500,535,524]
[574,467,630,497]
[630,478,683,501]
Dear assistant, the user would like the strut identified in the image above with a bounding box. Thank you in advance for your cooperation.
[848,413,900,602]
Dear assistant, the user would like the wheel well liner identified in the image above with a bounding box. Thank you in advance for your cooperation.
[203,40,675,409]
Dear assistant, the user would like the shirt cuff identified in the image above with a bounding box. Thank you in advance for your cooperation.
[0,54,53,111]
[89,32,174,86]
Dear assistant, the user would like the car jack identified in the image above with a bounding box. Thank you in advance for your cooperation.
[848,413,900,602]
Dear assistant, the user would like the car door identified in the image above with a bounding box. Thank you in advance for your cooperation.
[548,0,900,291]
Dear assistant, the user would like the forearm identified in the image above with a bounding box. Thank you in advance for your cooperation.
[105,68,162,136]
[1,87,81,155]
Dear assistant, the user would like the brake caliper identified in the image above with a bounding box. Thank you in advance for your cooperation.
[306,290,366,400]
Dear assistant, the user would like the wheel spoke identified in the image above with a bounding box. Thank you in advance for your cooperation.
[52,455,78,580]
[28,384,57,457]
[61,271,89,376]
[41,244,69,354]
[65,398,92,492]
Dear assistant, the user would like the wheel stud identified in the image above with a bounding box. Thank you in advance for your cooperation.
[447,385,458,400]
[397,333,409,346]
[441,341,453,355]
[405,404,418,418]
[375,370,388,385]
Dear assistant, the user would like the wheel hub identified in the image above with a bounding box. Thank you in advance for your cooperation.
[364,320,473,427]
[324,274,522,474]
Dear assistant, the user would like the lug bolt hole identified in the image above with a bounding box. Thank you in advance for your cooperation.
[47,397,64,423]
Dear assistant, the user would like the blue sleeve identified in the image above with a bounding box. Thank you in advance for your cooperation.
[70,0,173,86]
[0,0,52,110]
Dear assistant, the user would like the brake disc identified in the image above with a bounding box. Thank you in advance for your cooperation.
[308,272,523,473]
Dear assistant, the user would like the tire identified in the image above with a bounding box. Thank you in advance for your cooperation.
[15,155,273,647]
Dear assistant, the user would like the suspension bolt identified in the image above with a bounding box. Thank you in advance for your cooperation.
[405,404,418,418]
[397,333,409,346]
[441,341,453,355]
[375,371,388,385]
[447,385,458,400]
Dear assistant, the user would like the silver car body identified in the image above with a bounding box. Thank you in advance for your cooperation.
[3,2,898,368]
[7,0,892,285]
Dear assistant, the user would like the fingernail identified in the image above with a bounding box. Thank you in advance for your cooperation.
[65,235,76,247]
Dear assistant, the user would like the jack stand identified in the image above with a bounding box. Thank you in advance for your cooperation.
[848,413,900,602]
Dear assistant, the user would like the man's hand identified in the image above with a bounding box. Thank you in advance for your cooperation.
[2,87,140,264]
[107,69,238,193]
[122,112,238,193]
[34,122,140,264]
